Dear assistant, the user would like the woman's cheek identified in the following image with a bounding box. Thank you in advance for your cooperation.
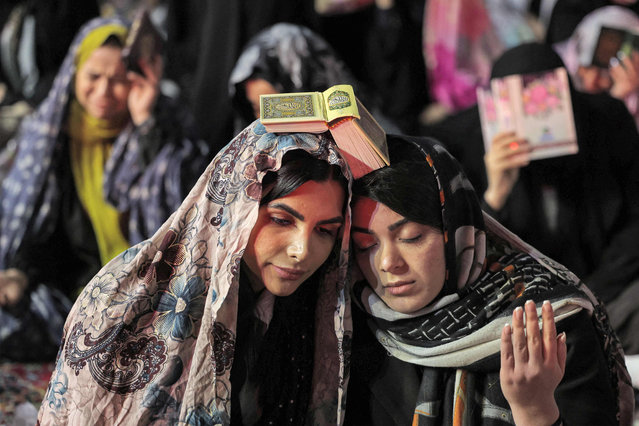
[356,253,376,281]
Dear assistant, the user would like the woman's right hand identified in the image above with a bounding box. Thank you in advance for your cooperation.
[500,300,567,426]
[127,54,163,126]
[0,268,28,307]
[609,50,639,100]
[483,131,531,211]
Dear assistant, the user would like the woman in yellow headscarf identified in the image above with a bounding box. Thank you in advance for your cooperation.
[69,21,132,265]
[0,16,209,361]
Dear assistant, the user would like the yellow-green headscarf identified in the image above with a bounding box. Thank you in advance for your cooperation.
[69,23,130,265]
[74,23,127,69]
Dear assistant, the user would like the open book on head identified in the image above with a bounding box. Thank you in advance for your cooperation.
[260,84,389,178]
[477,67,578,161]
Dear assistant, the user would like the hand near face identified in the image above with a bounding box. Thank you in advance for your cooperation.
[0,268,28,307]
[127,54,163,126]
[483,131,531,211]
[500,300,566,426]
[609,50,639,100]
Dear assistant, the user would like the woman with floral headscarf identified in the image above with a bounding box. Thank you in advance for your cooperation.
[344,135,633,425]
[0,17,208,361]
[38,120,353,425]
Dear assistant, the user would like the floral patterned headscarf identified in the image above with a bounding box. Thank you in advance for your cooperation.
[38,121,353,425]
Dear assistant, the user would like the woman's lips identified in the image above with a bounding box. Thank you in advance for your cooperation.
[384,281,414,295]
[273,265,306,280]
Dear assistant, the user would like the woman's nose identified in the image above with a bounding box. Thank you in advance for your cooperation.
[95,78,111,96]
[379,244,404,273]
[287,232,309,261]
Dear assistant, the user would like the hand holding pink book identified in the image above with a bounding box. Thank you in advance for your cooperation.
[477,67,578,161]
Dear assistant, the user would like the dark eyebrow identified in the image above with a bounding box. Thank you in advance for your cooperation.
[352,226,372,234]
[271,203,343,225]
[351,218,410,234]
[270,203,304,220]
[388,218,409,231]
[353,218,409,234]
[318,216,344,226]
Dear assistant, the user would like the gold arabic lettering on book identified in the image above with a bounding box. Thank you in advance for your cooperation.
[260,84,389,178]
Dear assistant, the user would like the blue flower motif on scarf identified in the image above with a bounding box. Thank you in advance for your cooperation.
[153,274,206,340]
[122,246,141,263]
[43,355,69,412]
[185,401,230,425]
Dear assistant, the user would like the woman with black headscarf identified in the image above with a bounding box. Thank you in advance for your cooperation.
[227,23,400,137]
[344,134,633,425]
[424,42,639,355]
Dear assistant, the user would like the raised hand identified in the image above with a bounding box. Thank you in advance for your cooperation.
[127,54,163,126]
[609,50,639,100]
[0,268,28,307]
[500,300,567,426]
[483,131,531,211]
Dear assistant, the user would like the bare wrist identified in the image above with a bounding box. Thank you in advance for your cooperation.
[131,111,151,127]
[5,268,28,290]
[483,188,507,211]
[510,401,559,426]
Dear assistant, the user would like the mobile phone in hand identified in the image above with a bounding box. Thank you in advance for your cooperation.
[121,9,164,75]
[591,27,626,68]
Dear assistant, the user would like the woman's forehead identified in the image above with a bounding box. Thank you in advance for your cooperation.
[352,197,405,229]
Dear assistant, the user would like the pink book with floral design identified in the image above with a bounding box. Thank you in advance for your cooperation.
[478,67,578,161]
[476,87,499,155]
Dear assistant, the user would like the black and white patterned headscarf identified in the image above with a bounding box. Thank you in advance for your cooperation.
[352,135,633,425]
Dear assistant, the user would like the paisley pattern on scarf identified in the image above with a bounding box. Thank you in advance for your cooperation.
[65,321,167,394]
[38,121,352,425]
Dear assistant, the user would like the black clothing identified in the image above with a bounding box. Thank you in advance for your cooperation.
[424,44,639,308]
[346,307,619,425]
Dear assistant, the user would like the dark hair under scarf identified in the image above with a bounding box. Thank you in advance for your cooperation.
[354,134,485,299]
